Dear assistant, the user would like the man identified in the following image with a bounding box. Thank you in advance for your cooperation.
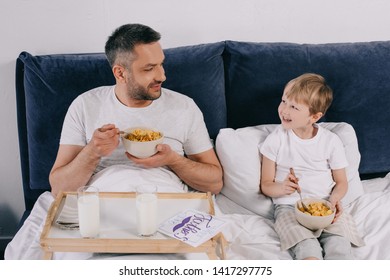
[5,23,222,259]
[49,23,223,196]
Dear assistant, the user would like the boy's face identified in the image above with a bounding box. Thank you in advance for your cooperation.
[278,83,322,131]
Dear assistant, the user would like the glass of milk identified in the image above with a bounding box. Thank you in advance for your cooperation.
[136,185,158,237]
[77,186,100,238]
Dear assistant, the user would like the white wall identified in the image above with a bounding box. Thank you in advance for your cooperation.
[1,0,390,237]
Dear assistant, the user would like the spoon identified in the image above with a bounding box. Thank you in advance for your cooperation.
[118,130,129,138]
[289,168,310,212]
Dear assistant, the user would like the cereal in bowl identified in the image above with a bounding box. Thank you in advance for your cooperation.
[125,128,162,142]
[298,201,333,216]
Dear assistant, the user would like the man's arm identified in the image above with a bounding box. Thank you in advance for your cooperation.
[127,144,223,194]
[171,149,223,194]
[49,124,120,196]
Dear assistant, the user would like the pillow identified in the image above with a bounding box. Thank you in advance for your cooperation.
[216,125,277,219]
[319,122,364,205]
[215,122,364,219]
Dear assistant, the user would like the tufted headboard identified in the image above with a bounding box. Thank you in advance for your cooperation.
[15,40,390,221]
[223,40,390,178]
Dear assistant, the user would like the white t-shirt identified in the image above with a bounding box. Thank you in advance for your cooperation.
[260,124,348,204]
[60,86,213,192]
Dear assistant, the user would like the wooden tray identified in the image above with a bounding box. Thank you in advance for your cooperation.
[40,192,225,260]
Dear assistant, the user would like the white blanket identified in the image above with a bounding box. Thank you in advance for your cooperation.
[5,170,390,260]
[218,173,390,260]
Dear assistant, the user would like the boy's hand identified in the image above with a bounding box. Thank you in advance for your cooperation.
[288,168,302,193]
[330,199,343,223]
[280,172,301,195]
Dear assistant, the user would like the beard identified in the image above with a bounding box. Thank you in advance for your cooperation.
[126,78,162,101]
[131,86,161,100]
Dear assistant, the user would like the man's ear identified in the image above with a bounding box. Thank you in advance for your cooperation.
[113,65,126,82]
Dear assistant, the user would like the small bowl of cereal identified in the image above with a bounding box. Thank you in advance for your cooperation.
[295,198,335,230]
[121,127,164,158]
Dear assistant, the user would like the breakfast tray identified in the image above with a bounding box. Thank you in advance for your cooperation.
[40,191,226,260]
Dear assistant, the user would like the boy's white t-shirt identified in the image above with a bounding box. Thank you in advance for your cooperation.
[260,124,348,205]
[60,86,213,192]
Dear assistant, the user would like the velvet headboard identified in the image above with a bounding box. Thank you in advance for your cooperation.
[15,39,390,217]
[223,40,390,177]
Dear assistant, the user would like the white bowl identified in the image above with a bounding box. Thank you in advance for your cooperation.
[295,198,335,230]
[121,127,164,158]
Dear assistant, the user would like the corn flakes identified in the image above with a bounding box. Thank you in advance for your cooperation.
[125,129,162,142]
[298,202,333,216]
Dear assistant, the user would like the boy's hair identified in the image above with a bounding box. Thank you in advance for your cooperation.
[285,73,333,115]
[105,23,161,68]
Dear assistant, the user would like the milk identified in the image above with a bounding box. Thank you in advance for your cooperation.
[78,194,100,238]
[136,193,158,236]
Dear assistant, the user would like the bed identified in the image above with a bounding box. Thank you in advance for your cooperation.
[6,170,390,260]
[6,40,390,259]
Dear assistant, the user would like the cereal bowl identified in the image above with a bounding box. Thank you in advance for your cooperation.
[295,198,335,230]
[121,127,164,158]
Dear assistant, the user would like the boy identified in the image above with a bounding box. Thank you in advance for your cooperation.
[260,73,362,259]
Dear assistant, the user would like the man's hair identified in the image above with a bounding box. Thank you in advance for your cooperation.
[285,73,333,115]
[105,23,161,67]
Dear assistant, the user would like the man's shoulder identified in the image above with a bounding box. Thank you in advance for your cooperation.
[81,85,114,97]
[161,88,196,106]
[162,87,192,99]
[74,86,114,103]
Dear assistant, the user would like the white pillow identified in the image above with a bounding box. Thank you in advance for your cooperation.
[215,122,364,219]
[216,125,277,219]
[319,122,364,205]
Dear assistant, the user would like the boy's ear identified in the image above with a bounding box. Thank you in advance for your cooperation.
[311,112,323,122]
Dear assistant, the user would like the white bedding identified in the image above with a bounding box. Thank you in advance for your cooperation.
[217,173,390,260]
[5,172,390,260]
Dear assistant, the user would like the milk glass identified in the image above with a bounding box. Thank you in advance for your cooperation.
[136,185,158,237]
[77,186,100,238]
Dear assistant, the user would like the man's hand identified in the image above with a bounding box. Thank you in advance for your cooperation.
[89,124,120,158]
[125,144,177,168]
[49,123,121,195]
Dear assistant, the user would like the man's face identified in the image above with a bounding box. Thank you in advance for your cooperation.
[125,42,166,101]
